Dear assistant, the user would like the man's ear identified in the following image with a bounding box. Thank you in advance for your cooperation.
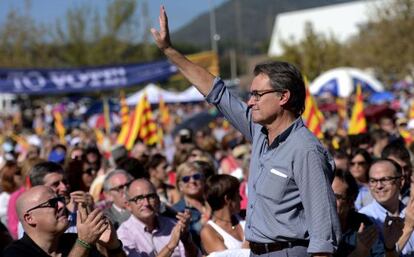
[125,201,132,212]
[104,191,114,202]
[224,194,231,205]
[279,90,290,106]
[24,213,36,227]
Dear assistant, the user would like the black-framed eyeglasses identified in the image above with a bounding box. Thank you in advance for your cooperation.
[25,196,66,214]
[368,176,401,186]
[128,193,158,204]
[181,173,204,183]
[109,181,132,193]
[248,89,280,101]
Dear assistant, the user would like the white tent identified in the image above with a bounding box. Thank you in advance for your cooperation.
[309,67,384,98]
[126,84,204,105]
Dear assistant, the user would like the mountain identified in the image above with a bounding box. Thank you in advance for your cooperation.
[171,0,356,54]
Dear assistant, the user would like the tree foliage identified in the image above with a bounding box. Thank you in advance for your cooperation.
[277,0,414,82]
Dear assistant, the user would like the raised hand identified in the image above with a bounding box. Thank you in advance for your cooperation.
[405,197,414,231]
[76,205,108,245]
[97,220,122,250]
[68,191,94,213]
[150,5,172,51]
[176,209,191,241]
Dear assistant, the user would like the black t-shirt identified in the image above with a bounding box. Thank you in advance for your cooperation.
[2,233,103,257]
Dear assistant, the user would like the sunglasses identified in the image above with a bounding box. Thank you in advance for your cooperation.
[25,196,66,214]
[128,193,158,204]
[109,181,132,193]
[181,173,203,183]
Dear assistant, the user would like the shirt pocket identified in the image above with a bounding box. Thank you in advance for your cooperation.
[256,168,290,203]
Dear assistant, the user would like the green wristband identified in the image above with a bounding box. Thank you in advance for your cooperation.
[76,238,92,250]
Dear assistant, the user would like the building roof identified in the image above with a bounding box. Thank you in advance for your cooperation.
[268,0,384,56]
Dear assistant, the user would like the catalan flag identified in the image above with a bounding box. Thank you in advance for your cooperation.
[138,94,159,145]
[117,94,145,150]
[120,90,130,127]
[159,95,171,128]
[53,110,66,144]
[348,84,367,135]
[117,93,160,150]
[302,77,324,139]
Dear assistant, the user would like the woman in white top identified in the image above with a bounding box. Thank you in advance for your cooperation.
[201,174,247,254]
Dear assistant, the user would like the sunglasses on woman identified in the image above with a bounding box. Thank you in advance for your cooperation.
[25,196,66,214]
[181,173,204,183]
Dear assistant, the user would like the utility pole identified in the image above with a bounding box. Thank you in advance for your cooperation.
[208,0,220,54]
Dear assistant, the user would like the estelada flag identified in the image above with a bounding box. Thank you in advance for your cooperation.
[348,84,367,135]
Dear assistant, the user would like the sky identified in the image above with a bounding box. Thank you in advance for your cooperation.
[0,0,227,36]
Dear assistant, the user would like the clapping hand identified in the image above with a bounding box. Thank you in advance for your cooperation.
[354,223,379,255]
[76,204,108,245]
[383,213,404,250]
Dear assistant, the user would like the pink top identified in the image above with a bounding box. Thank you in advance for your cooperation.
[7,186,25,239]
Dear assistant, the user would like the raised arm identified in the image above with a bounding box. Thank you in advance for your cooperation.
[150,6,215,96]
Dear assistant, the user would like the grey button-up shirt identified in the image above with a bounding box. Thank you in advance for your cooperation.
[206,78,341,254]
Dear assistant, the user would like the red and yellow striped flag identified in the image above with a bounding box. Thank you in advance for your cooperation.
[117,93,160,150]
[53,110,66,144]
[348,84,367,135]
[302,78,324,139]
[120,90,130,127]
[159,96,171,128]
[117,94,145,150]
[139,95,159,145]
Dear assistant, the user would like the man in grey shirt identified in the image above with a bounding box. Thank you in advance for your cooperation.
[151,6,341,257]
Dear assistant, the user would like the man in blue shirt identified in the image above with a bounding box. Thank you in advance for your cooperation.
[360,158,414,256]
[151,6,340,256]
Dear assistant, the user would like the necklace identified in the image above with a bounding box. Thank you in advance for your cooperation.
[213,215,237,230]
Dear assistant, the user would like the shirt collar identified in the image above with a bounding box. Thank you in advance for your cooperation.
[112,203,126,213]
[261,117,304,148]
[131,214,160,233]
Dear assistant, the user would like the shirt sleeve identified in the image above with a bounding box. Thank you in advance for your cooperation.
[205,77,254,142]
[293,146,341,253]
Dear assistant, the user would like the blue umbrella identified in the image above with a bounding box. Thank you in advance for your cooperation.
[368,91,395,104]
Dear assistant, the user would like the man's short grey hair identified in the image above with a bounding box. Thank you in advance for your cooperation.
[103,169,133,192]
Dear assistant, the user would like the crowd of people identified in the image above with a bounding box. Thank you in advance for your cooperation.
[1,5,414,257]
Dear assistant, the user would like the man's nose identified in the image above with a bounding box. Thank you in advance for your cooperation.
[58,181,68,192]
[247,97,255,107]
